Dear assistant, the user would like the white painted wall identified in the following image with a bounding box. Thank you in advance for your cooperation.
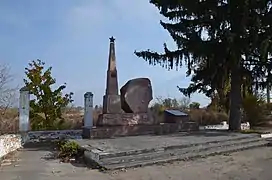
[0,134,22,159]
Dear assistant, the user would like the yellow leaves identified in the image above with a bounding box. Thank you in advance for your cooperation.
[24,59,74,130]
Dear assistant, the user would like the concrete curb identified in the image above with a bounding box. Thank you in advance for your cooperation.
[260,133,272,139]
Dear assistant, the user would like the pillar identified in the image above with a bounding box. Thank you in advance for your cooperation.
[84,92,93,128]
[19,86,30,132]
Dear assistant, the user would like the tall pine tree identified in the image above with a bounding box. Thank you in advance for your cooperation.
[135,0,272,130]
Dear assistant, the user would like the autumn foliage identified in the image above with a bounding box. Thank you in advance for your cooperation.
[24,60,74,130]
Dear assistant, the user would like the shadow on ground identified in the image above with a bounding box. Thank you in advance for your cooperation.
[22,141,92,169]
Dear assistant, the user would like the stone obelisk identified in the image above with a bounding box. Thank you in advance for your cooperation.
[102,37,122,113]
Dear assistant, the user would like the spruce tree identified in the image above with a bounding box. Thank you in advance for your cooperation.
[135,0,272,130]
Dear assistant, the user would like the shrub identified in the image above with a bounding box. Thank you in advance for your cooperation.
[57,140,80,160]
[189,109,228,125]
[242,94,266,126]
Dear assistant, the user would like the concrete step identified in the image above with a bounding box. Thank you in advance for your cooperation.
[99,139,269,170]
[86,135,255,161]
[101,137,262,166]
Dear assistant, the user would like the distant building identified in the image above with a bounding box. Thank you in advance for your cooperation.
[164,109,189,124]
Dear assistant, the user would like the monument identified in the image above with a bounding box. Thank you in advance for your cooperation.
[102,37,122,114]
[120,78,153,113]
[83,37,199,139]
[96,37,154,126]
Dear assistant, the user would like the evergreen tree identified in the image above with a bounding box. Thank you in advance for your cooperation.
[135,0,272,130]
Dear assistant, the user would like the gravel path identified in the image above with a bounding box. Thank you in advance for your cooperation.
[1,146,272,180]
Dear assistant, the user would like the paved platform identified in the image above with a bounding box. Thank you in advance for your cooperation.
[76,131,258,154]
[0,147,106,180]
[1,140,272,180]
[74,131,270,169]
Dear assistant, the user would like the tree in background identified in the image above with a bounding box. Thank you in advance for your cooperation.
[150,96,190,115]
[0,64,17,114]
[24,59,74,130]
[135,0,272,130]
[242,93,266,126]
[189,102,200,109]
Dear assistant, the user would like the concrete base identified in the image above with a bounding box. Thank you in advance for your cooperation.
[97,113,154,126]
[75,131,270,170]
[82,122,199,139]
[82,127,92,139]
[102,95,122,113]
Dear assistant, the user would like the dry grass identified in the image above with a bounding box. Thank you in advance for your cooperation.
[0,107,244,134]
[188,109,228,125]
[148,107,228,125]
[0,108,19,135]
[0,107,103,134]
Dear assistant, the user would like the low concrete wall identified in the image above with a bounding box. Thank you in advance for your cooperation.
[0,134,22,159]
[0,130,82,160]
[27,130,82,142]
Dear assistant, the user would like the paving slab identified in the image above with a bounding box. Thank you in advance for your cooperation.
[0,147,108,180]
[1,141,272,180]
[75,131,258,155]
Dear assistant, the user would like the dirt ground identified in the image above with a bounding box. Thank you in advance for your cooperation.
[1,146,272,180]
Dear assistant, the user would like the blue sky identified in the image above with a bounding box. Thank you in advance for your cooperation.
[0,0,210,107]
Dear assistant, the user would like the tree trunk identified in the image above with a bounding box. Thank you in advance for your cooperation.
[267,71,270,103]
[229,65,242,131]
[254,80,258,96]
[267,84,270,103]
[227,0,244,130]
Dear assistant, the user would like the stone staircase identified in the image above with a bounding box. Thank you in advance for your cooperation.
[83,135,270,170]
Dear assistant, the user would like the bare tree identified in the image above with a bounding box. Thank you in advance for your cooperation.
[0,64,17,114]
[179,97,191,110]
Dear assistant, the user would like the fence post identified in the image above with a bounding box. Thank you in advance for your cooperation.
[19,86,30,132]
[84,92,93,128]
[19,86,30,143]
[82,92,93,138]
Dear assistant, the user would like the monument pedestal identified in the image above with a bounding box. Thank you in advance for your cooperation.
[82,122,199,139]
[102,95,122,113]
[97,113,154,126]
